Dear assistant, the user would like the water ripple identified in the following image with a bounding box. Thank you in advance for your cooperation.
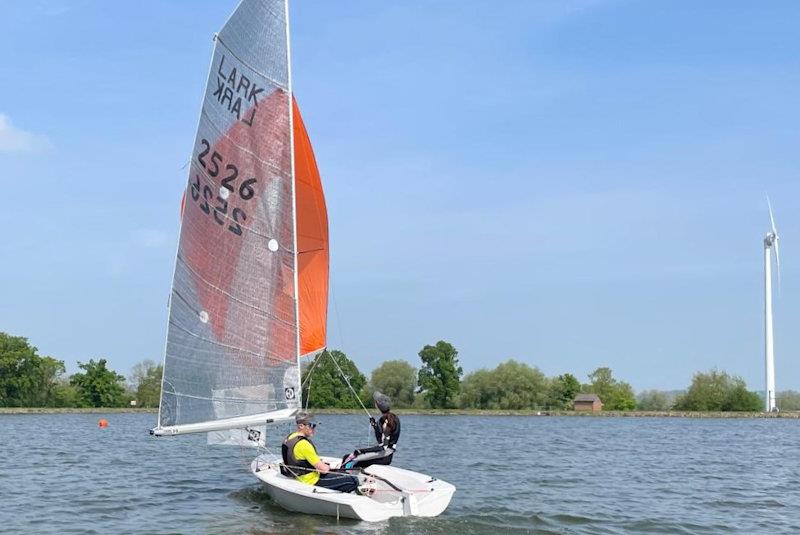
[1,414,799,534]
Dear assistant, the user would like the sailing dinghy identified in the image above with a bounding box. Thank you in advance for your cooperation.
[150,0,455,521]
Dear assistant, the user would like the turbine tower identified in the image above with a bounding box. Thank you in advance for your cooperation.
[764,197,781,412]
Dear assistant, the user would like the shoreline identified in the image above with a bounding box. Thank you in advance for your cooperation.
[2,407,798,418]
[0,407,159,414]
[313,408,800,418]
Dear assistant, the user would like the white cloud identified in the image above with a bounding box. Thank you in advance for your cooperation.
[0,114,52,154]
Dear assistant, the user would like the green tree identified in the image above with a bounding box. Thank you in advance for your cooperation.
[368,360,416,408]
[458,369,493,409]
[0,332,66,407]
[722,383,762,411]
[673,369,761,412]
[130,360,163,408]
[778,391,800,411]
[70,359,128,408]
[411,392,430,409]
[636,390,672,411]
[417,341,463,409]
[53,378,81,408]
[584,367,636,410]
[301,350,367,409]
[27,356,66,407]
[546,373,582,409]
[459,360,548,409]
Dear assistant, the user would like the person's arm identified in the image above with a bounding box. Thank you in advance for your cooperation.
[371,416,382,443]
[313,459,330,473]
[297,440,329,473]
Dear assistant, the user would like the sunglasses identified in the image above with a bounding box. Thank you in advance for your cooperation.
[301,422,317,429]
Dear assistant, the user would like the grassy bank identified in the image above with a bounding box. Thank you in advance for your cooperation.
[2,407,798,418]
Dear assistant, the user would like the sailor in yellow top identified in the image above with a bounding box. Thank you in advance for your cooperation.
[281,412,359,493]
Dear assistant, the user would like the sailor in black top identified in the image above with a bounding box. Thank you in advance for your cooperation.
[341,391,400,469]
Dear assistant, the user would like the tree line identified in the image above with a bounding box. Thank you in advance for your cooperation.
[302,341,777,412]
[2,332,792,412]
[0,333,161,408]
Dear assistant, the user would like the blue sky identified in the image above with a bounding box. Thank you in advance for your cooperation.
[1,0,798,391]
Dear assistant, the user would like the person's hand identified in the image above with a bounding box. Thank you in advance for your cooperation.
[369,417,378,429]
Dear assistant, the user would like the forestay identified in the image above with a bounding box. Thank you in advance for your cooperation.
[154,0,328,442]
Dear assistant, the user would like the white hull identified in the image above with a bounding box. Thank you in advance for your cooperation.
[251,454,455,522]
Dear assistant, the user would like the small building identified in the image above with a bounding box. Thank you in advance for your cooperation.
[573,393,602,412]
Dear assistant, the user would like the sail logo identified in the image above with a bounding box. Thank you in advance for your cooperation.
[213,54,263,127]
[284,387,295,400]
[247,428,262,443]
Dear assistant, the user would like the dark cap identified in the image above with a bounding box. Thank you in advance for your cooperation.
[295,411,314,425]
[373,391,391,413]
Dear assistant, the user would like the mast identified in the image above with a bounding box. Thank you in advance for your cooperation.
[764,234,776,412]
[285,0,303,406]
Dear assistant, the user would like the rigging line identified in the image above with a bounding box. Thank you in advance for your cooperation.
[305,374,312,411]
[327,350,371,419]
[300,352,323,389]
[300,352,324,410]
[329,286,372,441]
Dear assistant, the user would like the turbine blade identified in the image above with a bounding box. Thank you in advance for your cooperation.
[767,195,778,235]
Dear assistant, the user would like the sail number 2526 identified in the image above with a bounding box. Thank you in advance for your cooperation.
[190,138,258,236]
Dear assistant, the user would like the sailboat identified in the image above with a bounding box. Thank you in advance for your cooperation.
[150,0,455,521]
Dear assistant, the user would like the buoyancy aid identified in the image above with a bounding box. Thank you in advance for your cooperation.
[375,413,400,449]
[281,433,317,478]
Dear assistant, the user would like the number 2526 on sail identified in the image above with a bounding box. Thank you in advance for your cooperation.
[190,138,258,237]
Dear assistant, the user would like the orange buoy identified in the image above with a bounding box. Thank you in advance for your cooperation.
[98,418,109,428]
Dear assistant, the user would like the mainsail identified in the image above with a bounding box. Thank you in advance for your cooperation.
[154,0,328,439]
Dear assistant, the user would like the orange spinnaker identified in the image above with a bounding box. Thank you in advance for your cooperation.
[293,99,329,355]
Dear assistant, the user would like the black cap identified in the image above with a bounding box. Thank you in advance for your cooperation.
[373,391,391,413]
[295,411,314,425]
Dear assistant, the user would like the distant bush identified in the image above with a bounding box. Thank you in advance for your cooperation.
[368,360,416,408]
[458,360,548,410]
[778,391,800,411]
[130,360,163,408]
[673,370,761,412]
[636,390,674,411]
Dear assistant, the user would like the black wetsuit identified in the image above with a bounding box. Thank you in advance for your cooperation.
[343,412,400,469]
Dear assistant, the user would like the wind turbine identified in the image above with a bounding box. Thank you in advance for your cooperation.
[763,197,781,412]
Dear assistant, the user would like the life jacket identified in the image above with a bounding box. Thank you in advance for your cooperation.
[378,413,401,449]
[281,433,316,478]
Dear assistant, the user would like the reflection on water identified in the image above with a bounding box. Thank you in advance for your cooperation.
[1,413,799,534]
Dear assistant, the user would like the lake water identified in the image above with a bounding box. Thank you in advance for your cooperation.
[1,413,798,534]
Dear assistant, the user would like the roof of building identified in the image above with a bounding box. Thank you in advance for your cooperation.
[574,393,602,403]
